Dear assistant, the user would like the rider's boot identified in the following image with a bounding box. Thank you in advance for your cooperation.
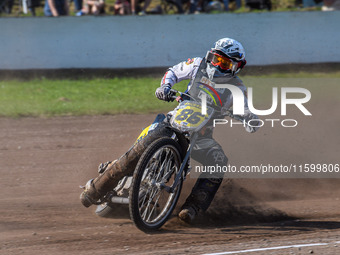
[180,142,228,223]
[178,204,199,223]
[80,160,121,207]
[178,177,223,223]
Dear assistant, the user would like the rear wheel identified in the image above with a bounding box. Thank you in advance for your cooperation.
[129,137,183,232]
[95,202,117,217]
[95,202,129,218]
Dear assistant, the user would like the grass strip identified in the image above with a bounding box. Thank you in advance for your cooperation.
[0,73,339,117]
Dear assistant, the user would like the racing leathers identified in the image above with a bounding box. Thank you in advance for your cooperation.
[157,57,260,215]
[80,57,259,222]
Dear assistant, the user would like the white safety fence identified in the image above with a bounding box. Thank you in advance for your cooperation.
[0,11,339,70]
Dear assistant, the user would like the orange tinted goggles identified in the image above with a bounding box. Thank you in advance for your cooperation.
[211,53,234,70]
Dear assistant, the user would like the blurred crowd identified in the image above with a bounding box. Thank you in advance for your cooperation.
[0,0,339,16]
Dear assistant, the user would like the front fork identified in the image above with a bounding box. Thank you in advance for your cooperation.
[164,132,197,193]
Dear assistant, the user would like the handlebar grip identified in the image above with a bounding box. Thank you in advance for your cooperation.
[168,89,178,102]
[175,96,183,102]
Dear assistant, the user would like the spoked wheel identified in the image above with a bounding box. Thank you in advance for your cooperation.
[129,137,183,232]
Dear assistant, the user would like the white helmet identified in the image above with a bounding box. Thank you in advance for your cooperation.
[206,38,246,75]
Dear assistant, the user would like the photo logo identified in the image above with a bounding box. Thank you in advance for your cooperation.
[198,77,312,128]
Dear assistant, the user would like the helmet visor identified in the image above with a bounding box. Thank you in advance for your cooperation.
[211,53,235,71]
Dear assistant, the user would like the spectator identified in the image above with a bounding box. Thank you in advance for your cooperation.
[245,0,271,10]
[302,0,322,7]
[322,0,340,10]
[0,0,14,14]
[73,0,83,16]
[131,0,152,15]
[82,0,105,15]
[114,0,131,14]
[188,0,198,13]
[223,0,241,11]
[27,0,41,16]
[44,0,69,16]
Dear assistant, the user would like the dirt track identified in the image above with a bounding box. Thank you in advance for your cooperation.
[1,103,340,254]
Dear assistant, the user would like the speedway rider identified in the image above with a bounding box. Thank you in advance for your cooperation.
[80,38,260,223]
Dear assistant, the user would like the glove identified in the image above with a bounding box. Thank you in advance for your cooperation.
[155,84,171,101]
[243,109,260,133]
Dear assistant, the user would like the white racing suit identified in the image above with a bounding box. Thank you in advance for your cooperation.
[81,57,259,216]
[161,57,259,213]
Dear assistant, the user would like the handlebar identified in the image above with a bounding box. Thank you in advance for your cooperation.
[169,89,196,103]
[168,89,242,121]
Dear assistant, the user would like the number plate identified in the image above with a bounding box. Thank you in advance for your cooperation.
[170,101,214,132]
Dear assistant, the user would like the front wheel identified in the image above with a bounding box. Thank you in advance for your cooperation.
[129,137,183,232]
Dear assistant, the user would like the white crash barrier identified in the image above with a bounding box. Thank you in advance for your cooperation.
[0,11,339,69]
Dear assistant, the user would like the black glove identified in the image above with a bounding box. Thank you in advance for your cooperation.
[155,84,172,101]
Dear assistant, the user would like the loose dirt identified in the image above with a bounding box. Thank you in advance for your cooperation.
[1,103,340,254]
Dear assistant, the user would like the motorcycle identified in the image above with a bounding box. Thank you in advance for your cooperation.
[83,86,236,232]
